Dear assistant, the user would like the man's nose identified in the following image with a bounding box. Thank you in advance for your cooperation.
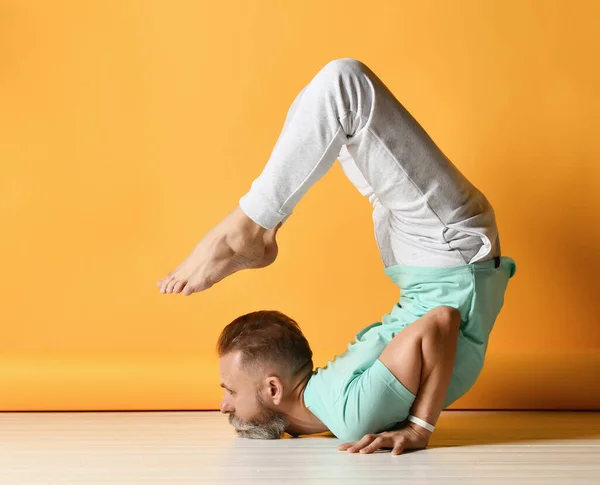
[220,401,232,414]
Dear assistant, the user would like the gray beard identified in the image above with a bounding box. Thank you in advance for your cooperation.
[228,393,288,440]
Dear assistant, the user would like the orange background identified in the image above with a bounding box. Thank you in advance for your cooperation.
[1,0,599,411]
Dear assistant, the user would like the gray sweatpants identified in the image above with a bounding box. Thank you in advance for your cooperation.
[239,58,500,267]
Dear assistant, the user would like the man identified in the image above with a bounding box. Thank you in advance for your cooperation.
[156,58,517,454]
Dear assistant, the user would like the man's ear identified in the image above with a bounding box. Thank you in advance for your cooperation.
[266,376,284,405]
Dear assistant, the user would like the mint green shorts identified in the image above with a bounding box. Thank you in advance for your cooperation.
[303,256,517,442]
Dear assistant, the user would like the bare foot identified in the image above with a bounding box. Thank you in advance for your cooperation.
[156,206,281,296]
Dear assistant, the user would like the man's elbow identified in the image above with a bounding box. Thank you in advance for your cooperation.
[433,306,461,333]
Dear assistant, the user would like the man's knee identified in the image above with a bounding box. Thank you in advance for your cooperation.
[318,57,368,81]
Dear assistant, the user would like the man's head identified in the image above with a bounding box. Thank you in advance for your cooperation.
[216,310,314,439]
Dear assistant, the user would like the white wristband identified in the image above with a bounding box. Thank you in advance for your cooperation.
[407,415,435,433]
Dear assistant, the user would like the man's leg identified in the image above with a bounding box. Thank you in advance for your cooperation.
[158,58,495,295]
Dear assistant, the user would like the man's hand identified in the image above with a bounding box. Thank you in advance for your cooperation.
[337,421,431,455]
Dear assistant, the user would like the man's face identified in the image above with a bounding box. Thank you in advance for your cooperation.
[219,350,288,439]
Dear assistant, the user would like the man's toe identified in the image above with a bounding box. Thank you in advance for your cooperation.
[160,276,172,293]
[172,280,186,294]
[165,278,178,294]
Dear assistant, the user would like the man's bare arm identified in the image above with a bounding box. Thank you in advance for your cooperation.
[338,306,461,454]
[381,305,461,427]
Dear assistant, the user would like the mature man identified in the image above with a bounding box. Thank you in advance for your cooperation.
[156,58,516,454]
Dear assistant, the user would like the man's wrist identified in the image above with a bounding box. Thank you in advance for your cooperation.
[405,419,433,438]
[407,415,435,433]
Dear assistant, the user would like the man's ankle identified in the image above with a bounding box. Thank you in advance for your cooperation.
[233,206,268,239]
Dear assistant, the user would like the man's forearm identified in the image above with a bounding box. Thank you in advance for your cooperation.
[407,310,460,427]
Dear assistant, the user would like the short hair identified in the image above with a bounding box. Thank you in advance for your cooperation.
[216,310,314,381]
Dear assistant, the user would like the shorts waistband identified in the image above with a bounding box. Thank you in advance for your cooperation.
[383,255,516,278]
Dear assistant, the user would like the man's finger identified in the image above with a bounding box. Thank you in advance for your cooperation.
[338,442,355,451]
[391,438,407,456]
[346,434,377,452]
[358,436,386,454]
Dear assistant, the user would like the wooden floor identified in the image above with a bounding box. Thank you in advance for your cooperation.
[0,411,598,484]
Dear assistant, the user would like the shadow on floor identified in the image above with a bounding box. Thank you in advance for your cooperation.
[428,410,600,447]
